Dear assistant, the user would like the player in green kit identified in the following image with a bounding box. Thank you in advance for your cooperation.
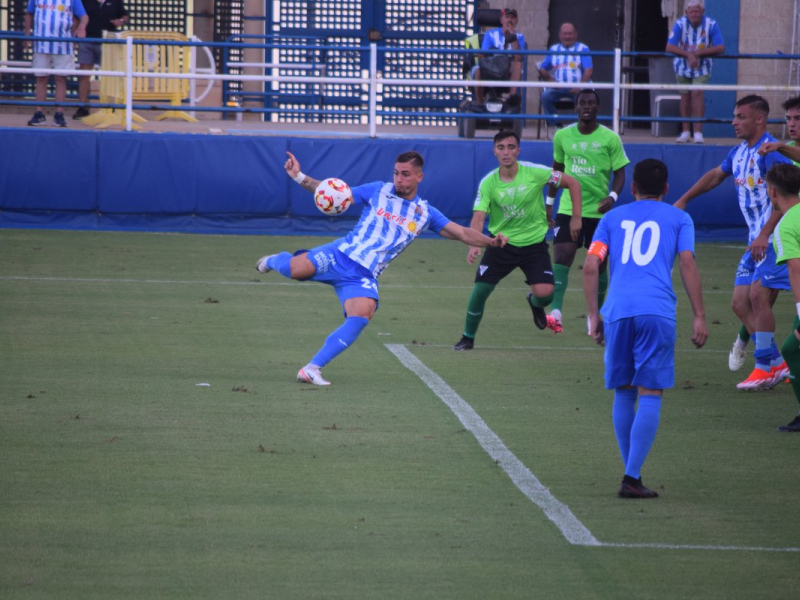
[759,96,800,167]
[453,130,583,350]
[767,163,800,431]
[547,89,629,333]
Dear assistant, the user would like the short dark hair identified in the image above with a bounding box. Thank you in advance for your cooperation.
[576,89,600,105]
[782,96,800,112]
[766,163,800,197]
[396,151,424,168]
[494,129,520,146]
[736,94,770,116]
[633,159,669,198]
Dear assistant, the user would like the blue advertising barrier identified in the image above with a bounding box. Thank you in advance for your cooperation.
[0,128,746,241]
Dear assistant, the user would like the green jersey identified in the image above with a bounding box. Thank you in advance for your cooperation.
[789,141,800,168]
[553,124,630,218]
[774,202,800,264]
[473,161,557,246]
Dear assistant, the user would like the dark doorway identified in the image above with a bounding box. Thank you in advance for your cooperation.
[629,0,669,129]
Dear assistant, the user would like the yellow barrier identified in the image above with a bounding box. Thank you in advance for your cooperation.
[88,31,198,129]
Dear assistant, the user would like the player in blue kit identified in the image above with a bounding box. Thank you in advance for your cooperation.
[675,95,793,390]
[255,150,508,386]
[584,159,708,499]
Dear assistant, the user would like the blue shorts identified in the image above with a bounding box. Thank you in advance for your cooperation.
[306,241,380,310]
[734,246,790,290]
[604,316,676,390]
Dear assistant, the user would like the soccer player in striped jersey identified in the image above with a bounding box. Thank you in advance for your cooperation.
[254,150,508,386]
[453,130,583,350]
[675,95,793,391]
[665,0,725,144]
[768,164,800,432]
[584,159,707,499]
[24,0,88,127]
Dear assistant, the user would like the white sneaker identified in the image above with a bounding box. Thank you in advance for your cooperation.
[255,254,274,273]
[676,131,691,143]
[297,364,331,386]
[693,132,705,144]
[728,342,747,371]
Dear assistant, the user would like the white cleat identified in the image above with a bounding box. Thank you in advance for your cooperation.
[255,254,275,273]
[297,365,331,386]
[728,342,747,371]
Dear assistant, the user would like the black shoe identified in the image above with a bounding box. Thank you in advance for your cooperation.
[27,111,46,126]
[618,475,658,499]
[453,335,474,351]
[526,292,547,330]
[53,112,67,127]
[73,106,90,119]
[778,415,800,432]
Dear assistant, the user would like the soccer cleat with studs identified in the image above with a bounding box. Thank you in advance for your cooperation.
[618,475,658,499]
[526,292,548,330]
[255,254,275,273]
[770,361,790,386]
[778,415,800,432]
[736,367,775,391]
[728,342,747,371]
[297,365,330,386]
[546,314,563,334]
[453,335,474,351]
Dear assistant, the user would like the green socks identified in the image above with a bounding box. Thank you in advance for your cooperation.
[463,282,496,339]
[738,324,751,345]
[552,263,570,312]
[529,292,554,308]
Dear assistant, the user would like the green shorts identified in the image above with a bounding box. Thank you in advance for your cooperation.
[676,73,711,94]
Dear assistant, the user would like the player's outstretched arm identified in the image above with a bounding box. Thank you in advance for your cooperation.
[673,167,727,210]
[678,250,708,348]
[440,222,508,249]
[582,254,604,345]
[285,151,320,193]
[759,141,800,163]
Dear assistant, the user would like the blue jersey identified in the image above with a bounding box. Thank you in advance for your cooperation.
[593,200,695,323]
[539,43,593,84]
[27,0,86,55]
[481,28,528,51]
[720,133,793,245]
[668,16,724,78]
[337,181,451,278]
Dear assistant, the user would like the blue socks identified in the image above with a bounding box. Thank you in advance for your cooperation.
[753,331,776,371]
[267,252,294,278]
[612,389,662,480]
[310,316,370,368]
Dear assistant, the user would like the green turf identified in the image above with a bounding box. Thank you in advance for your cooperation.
[1,229,799,599]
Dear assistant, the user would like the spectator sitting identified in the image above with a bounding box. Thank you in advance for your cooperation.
[538,22,593,130]
[472,8,527,105]
[74,0,130,120]
[665,0,725,145]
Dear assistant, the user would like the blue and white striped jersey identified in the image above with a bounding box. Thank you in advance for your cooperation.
[338,181,451,278]
[27,0,86,55]
[481,28,528,51]
[539,43,593,84]
[668,16,724,78]
[720,133,793,245]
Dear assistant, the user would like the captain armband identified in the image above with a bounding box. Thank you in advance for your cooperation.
[587,240,608,261]
[548,170,563,188]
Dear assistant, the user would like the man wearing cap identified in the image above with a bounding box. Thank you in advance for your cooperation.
[472,8,527,104]
[538,22,593,132]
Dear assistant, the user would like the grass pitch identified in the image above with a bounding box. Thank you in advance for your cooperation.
[1,229,799,599]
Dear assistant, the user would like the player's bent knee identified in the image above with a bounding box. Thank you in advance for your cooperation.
[344,297,377,320]
[289,254,316,279]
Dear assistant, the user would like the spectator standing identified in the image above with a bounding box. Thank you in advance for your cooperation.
[25,0,88,127]
[255,151,508,386]
[583,159,708,499]
[452,130,582,351]
[472,8,527,104]
[547,89,629,334]
[674,96,793,391]
[767,164,800,432]
[665,0,725,144]
[74,0,129,120]
[538,22,593,132]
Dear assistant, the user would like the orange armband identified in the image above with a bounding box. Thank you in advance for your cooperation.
[587,240,608,261]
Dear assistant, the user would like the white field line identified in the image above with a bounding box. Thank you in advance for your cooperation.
[0,275,736,294]
[386,343,800,553]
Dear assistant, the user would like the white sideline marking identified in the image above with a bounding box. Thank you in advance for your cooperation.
[386,343,800,553]
[385,343,601,547]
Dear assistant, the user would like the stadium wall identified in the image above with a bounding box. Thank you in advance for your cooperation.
[0,128,746,240]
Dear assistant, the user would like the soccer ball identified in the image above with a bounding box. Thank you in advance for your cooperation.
[314,178,353,216]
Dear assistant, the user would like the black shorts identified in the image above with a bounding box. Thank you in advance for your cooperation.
[553,214,602,249]
[475,240,554,286]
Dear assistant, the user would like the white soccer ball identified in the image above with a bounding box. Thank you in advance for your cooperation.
[314,178,353,216]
